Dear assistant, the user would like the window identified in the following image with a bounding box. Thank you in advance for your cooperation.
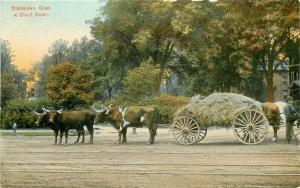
[283,75,288,85]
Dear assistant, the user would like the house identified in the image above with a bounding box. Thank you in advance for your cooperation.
[289,63,300,100]
[272,61,289,101]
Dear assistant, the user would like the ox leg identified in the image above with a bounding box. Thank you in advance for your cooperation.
[64,130,69,145]
[87,126,93,144]
[53,130,58,145]
[272,125,279,142]
[116,133,121,144]
[59,130,64,145]
[74,130,80,144]
[121,128,127,143]
[147,126,155,144]
[81,128,85,143]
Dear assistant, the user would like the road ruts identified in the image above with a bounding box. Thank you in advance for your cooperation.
[1,127,300,188]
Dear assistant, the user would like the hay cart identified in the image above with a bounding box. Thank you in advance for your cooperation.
[170,93,269,145]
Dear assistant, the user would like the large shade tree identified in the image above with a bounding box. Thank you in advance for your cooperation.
[45,62,94,109]
[218,0,299,101]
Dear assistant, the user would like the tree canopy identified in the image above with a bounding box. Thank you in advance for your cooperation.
[45,62,94,109]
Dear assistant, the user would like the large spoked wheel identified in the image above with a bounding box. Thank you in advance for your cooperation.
[233,109,268,145]
[171,116,201,145]
[197,128,208,143]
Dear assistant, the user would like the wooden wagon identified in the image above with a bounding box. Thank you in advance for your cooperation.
[170,93,270,145]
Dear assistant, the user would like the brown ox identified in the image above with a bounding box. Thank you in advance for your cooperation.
[261,102,281,141]
[93,105,158,144]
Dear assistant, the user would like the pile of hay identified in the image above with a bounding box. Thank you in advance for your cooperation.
[174,92,262,128]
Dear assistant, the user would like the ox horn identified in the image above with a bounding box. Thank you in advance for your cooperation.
[57,108,63,114]
[35,108,46,115]
[42,105,50,113]
[92,105,105,113]
[106,104,112,110]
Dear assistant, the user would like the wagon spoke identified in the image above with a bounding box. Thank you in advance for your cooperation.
[235,127,248,133]
[253,118,265,126]
[251,131,257,143]
[253,114,262,125]
[245,111,250,124]
[252,130,261,142]
[239,113,249,124]
[234,122,247,127]
[254,127,265,135]
[251,111,258,124]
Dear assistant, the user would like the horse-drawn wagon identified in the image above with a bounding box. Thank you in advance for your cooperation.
[170,93,269,145]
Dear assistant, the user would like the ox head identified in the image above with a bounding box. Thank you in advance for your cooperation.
[34,106,62,127]
[92,104,112,124]
[34,106,49,127]
[48,107,63,125]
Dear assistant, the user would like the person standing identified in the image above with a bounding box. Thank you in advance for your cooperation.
[12,122,17,136]
[284,96,299,143]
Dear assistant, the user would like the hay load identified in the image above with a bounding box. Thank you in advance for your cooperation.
[174,92,262,128]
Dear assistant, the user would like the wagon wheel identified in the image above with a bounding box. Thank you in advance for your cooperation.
[197,128,207,143]
[233,109,268,145]
[171,116,201,145]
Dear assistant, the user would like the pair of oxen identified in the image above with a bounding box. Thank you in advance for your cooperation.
[35,105,158,145]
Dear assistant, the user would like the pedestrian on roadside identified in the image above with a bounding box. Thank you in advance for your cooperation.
[283,96,299,144]
[12,122,17,136]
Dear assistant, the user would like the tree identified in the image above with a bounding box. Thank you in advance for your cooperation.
[1,73,19,106]
[36,37,102,98]
[1,39,15,73]
[0,39,25,101]
[45,62,94,109]
[123,58,160,101]
[218,0,299,101]
[48,39,69,64]
[91,0,186,93]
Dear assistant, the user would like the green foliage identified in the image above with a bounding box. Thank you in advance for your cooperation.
[1,39,27,99]
[0,98,51,129]
[1,72,19,106]
[151,94,188,123]
[45,62,94,109]
[35,37,101,98]
[108,93,188,124]
[123,59,160,101]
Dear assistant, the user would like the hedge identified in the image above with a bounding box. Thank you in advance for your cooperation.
[0,98,52,129]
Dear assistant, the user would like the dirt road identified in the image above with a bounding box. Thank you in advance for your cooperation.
[1,127,300,188]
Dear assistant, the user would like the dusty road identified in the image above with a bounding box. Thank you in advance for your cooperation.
[1,126,300,188]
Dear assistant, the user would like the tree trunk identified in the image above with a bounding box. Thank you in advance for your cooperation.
[155,68,164,95]
[265,71,274,102]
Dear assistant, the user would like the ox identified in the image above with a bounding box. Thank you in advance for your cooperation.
[35,107,62,145]
[93,105,158,144]
[261,102,281,141]
[274,101,287,127]
[47,109,95,145]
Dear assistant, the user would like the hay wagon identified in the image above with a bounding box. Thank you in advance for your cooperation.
[170,93,269,145]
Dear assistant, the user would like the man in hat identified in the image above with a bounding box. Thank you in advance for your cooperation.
[283,96,299,143]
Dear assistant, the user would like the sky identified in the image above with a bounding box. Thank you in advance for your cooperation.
[1,0,105,71]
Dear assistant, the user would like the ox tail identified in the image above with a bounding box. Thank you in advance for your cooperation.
[153,107,158,136]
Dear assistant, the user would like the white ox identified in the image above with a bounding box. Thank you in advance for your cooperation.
[274,101,287,127]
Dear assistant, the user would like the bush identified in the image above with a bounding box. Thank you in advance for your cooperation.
[151,94,188,123]
[0,98,52,129]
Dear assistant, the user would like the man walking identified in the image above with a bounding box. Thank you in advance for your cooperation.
[284,96,299,143]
